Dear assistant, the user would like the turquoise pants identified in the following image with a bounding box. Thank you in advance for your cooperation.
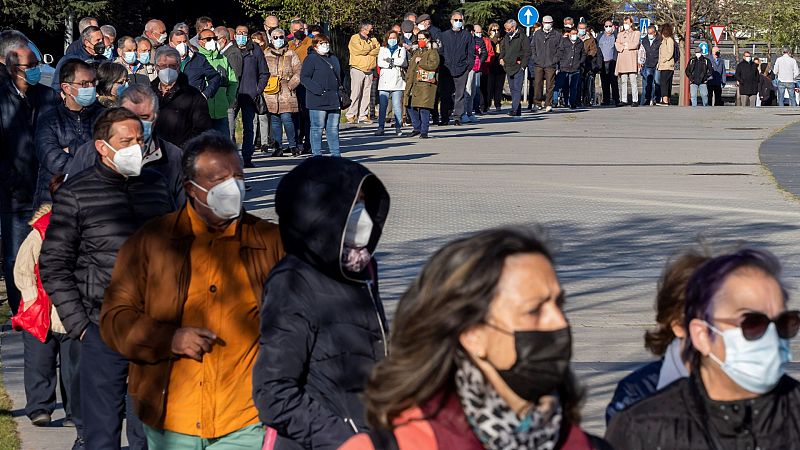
[143,424,265,449]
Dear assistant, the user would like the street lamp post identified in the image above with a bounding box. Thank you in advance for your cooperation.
[683,0,691,106]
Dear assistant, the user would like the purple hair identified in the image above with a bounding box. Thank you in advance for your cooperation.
[682,248,788,370]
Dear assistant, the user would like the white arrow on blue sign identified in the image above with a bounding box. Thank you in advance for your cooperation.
[638,18,650,38]
[699,42,709,55]
[517,5,539,28]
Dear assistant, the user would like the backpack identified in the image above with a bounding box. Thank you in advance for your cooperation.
[673,39,680,63]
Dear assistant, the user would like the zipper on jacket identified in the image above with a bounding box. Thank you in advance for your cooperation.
[365,279,388,357]
[344,417,359,434]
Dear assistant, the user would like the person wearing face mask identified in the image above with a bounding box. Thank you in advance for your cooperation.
[607,248,800,449]
[128,36,157,84]
[263,28,302,157]
[100,25,117,61]
[254,156,390,450]
[706,46,725,106]
[376,31,408,136]
[473,24,494,115]
[143,19,168,50]
[415,14,441,42]
[301,34,345,156]
[578,22,600,107]
[151,46,213,148]
[614,17,640,107]
[168,30,222,100]
[66,85,186,206]
[499,20,529,116]
[63,17,99,56]
[51,25,108,90]
[345,22,381,125]
[531,16,561,112]
[555,28,585,109]
[40,107,175,450]
[438,11,474,126]
[34,59,104,209]
[116,36,147,85]
[656,23,676,106]
[0,43,59,318]
[639,25,661,106]
[605,246,711,424]
[95,61,128,107]
[597,20,620,106]
[98,131,282,450]
[339,227,606,450]
[401,20,416,50]
[735,51,760,107]
[196,29,238,138]
[486,23,504,112]
[233,25,270,167]
[403,30,439,139]
[773,47,800,107]
[685,45,713,106]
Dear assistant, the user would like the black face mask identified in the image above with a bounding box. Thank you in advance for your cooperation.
[715,51,721,57]
[489,325,572,402]
[93,42,106,56]
[294,31,306,41]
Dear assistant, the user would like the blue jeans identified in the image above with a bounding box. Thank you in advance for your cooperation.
[565,71,581,107]
[508,70,525,113]
[553,71,568,105]
[309,109,341,156]
[239,98,256,162]
[0,208,31,314]
[779,82,797,106]
[211,118,230,138]
[270,112,296,148]
[408,107,431,135]
[472,72,482,113]
[640,67,657,104]
[690,84,708,106]
[378,90,403,132]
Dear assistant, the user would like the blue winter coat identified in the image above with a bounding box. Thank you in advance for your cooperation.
[300,51,343,111]
[181,52,222,99]
[605,359,662,424]
[237,42,270,103]
[439,28,473,77]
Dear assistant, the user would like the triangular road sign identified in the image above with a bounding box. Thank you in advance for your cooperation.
[711,25,725,44]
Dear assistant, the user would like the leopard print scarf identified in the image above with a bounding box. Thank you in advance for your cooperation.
[455,357,562,450]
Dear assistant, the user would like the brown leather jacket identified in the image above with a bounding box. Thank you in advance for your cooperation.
[99,205,284,428]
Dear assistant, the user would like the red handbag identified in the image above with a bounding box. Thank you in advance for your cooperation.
[11,212,51,343]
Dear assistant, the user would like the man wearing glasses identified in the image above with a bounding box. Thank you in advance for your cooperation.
[607,248,800,449]
[438,11,474,126]
[34,59,104,208]
[196,29,238,138]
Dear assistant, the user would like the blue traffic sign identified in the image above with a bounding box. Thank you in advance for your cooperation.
[699,42,709,55]
[518,5,539,28]
[638,18,650,38]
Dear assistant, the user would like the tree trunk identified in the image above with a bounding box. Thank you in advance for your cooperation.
[64,10,75,54]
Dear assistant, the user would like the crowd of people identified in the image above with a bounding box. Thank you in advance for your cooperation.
[1,9,800,450]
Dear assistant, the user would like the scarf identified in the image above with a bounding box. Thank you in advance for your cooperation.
[455,357,562,450]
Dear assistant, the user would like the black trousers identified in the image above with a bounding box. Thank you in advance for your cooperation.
[23,330,80,422]
[294,85,311,151]
[81,324,146,450]
[601,60,620,105]
[660,69,674,101]
[708,84,724,106]
[479,70,491,112]
[487,70,505,110]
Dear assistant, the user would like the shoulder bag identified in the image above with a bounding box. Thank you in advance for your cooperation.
[321,57,352,109]
[264,54,282,95]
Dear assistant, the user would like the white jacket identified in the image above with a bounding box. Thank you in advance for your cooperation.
[377,46,407,91]
[774,54,800,83]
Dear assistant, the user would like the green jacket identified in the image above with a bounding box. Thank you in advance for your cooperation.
[197,47,239,119]
[403,47,440,109]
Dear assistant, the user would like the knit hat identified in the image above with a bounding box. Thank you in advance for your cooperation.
[401,20,415,33]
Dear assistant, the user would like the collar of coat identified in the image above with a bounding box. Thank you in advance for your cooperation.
[168,203,268,249]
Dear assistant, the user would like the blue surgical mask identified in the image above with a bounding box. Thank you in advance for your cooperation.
[116,82,128,97]
[123,51,137,64]
[103,46,114,59]
[73,86,97,107]
[23,66,41,85]
[138,52,151,64]
[706,321,791,394]
[273,38,285,49]
[578,29,587,37]
[142,119,154,141]
[453,21,463,30]
[570,34,578,42]
[388,39,398,47]
[235,35,248,46]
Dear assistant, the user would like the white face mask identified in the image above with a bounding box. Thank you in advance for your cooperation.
[543,23,553,32]
[175,42,188,57]
[706,322,791,394]
[744,56,752,62]
[157,33,168,44]
[623,24,631,31]
[569,34,578,42]
[317,43,330,55]
[158,67,178,85]
[104,141,143,177]
[204,40,217,52]
[344,202,373,248]
[404,32,412,39]
[695,52,702,59]
[605,26,614,33]
[418,23,427,31]
[191,177,245,220]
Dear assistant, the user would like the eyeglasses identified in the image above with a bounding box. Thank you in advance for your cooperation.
[453,19,463,23]
[272,35,285,40]
[713,310,800,341]
[68,80,97,88]
[199,36,217,42]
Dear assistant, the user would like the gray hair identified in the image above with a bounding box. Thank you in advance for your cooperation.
[135,36,152,49]
[450,10,463,19]
[154,45,180,65]
[214,26,230,40]
[647,25,656,32]
[78,17,98,33]
[270,28,286,37]
[4,43,33,68]
[119,84,159,115]
[81,25,100,42]
[144,19,165,33]
[0,30,29,64]
[504,19,517,28]
[100,25,117,39]
[783,46,791,54]
[117,35,135,49]
[173,22,190,33]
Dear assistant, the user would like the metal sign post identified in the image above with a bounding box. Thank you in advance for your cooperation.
[517,6,539,107]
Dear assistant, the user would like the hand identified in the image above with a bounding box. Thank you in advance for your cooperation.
[499,58,505,66]
[171,327,217,361]
[63,147,69,153]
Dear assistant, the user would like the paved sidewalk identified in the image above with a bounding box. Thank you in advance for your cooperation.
[760,120,800,198]
[3,106,800,448]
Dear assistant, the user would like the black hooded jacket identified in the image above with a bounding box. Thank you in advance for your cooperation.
[253,157,390,450]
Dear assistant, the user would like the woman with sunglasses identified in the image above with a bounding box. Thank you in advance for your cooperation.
[607,248,800,449]
[485,23,504,112]
[263,28,301,157]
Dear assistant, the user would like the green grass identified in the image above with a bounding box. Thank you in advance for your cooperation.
[0,302,20,450]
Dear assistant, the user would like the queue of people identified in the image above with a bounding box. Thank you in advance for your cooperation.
[1,11,800,450]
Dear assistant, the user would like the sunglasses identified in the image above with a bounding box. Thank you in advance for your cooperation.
[714,310,800,341]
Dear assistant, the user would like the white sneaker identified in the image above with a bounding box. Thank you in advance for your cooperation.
[545,106,552,113]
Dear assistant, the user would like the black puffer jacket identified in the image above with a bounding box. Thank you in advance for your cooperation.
[0,82,59,213]
[606,374,800,449]
[39,160,176,340]
[531,29,561,69]
[556,37,586,73]
[152,73,213,148]
[34,101,105,207]
[253,157,390,450]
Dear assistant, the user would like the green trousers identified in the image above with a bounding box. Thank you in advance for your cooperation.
[143,424,265,449]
